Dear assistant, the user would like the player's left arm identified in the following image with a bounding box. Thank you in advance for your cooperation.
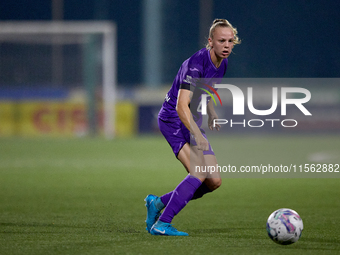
[207,99,220,131]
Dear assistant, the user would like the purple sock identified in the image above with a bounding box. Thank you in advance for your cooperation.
[159,175,202,223]
[160,182,212,206]
[160,192,173,207]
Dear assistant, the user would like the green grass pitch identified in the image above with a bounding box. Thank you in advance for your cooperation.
[0,134,339,254]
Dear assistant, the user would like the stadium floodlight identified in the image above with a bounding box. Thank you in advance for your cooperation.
[0,21,117,139]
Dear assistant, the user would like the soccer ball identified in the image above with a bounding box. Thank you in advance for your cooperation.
[266,208,303,245]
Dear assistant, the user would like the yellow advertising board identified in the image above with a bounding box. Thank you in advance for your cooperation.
[0,101,136,137]
[0,101,16,136]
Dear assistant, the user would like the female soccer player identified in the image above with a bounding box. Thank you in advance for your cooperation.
[145,19,240,236]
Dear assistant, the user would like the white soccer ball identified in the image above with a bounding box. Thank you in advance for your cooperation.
[266,208,303,245]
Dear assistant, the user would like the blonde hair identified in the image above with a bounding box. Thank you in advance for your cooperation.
[206,19,241,49]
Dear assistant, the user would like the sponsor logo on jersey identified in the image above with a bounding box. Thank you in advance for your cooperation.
[183,75,193,85]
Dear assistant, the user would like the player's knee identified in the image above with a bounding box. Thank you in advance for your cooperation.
[210,178,222,191]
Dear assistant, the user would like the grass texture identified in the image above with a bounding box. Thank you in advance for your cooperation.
[0,134,339,254]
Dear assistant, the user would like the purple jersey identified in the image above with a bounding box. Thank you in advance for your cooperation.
[158,48,228,127]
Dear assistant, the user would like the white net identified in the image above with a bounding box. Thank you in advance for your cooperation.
[0,21,116,138]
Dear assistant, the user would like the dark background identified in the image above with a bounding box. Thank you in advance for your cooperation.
[1,0,339,86]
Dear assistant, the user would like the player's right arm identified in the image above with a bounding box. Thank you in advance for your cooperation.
[176,89,209,151]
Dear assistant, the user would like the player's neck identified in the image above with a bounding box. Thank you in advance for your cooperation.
[209,49,223,68]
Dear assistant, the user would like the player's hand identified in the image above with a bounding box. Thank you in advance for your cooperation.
[195,134,210,151]
[208,114,220,131]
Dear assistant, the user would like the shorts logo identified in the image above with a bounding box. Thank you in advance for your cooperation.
[173,128,180,135]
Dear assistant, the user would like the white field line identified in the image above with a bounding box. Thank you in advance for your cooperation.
[308,151,340,163]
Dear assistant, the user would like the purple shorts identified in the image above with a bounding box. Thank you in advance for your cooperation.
[158,117,214,157]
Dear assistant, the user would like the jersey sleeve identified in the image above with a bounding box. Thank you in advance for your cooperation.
[179,59,203,91]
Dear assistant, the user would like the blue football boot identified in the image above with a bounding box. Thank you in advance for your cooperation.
[150,220,189,236]
[144,194,161,233]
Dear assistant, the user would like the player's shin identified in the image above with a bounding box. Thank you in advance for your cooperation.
[158,175,202,223]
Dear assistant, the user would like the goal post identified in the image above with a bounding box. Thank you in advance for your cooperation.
[0,21,117,139]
